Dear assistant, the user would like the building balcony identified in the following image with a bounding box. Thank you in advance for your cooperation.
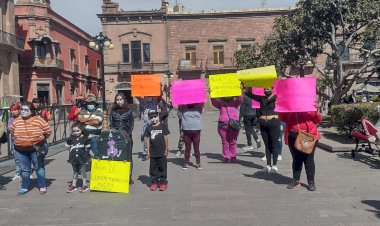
[117,62,169,73]
[19,57,64,69]
[205,58,237,70]
[0,30,24,50]
[177,59,204,71]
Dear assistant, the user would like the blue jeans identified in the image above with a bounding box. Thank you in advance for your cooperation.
[9,141,21,175]
[278,122,286,155]
[88,137,99,158]
[16,151,46,189]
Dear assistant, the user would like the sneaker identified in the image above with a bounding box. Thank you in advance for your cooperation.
[141,154,147,161]
[159,184,168,191]
[182,164,188,170]
[278,155,282,161]
[270,166,278,174]
[17,188,28,195]
[66,185,77,193]
[30,174,33,179]
[242,145,254,151]
[261,156,267,161]
[307,181,316,191]
[39,187,47,195]
[222,158,229,163]
[256,140,262,149]
[195,164,202,170]
[12,175,21,181]
[79,185,89,193]
[175,150,182,157]
[261,165,271,173]
[150,183,158,191]
[287,180,301,189]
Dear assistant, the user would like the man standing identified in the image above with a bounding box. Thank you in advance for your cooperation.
[78,94,103,159]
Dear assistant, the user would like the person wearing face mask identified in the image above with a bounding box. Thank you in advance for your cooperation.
[10,103,52,195]
[31,98,52,122]
[109,93,135,184]
[78,94,103,159]
[245,87,281,173]
[68,97,85,122]
[211,94,243,163]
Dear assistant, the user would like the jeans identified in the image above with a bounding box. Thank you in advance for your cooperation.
[243,115,259,146]
[16,151,46,189]
[10,141,21,175]
[183,131,201,164]
[217,125,240,159]
[88,137,99,158]
[278,122,286,155]
[259,118,281,166]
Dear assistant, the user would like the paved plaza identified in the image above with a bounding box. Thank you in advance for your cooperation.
[0,111,380,226]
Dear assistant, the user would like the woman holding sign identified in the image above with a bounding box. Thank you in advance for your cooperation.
[211,95,243,163]
[245,87,280,173]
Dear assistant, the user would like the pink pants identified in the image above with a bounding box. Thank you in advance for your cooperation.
[217,125,240,159]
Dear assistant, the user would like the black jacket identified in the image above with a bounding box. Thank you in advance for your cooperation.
[109,108,134,135]
[239,94,257,118]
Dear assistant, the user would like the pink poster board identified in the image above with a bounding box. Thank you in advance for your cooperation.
[172,79,206,105]
[274,77,317,112]
[251,88,277,108]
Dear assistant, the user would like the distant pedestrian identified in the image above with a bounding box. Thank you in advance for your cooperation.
[65,123,90,193]
[144,110,170,191]
[279,109,322,191]
[178,103,204,170]
[68,97,85,122]
[211,95,243,163]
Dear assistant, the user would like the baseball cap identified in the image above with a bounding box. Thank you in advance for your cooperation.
[86,94,96,103]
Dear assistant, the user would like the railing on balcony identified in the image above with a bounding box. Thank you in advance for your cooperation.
[19,56,64,69]
[342,53,364,62]
[116,62,169,73]
[0,30,24,50]
[71,64,79,73]
[177,59,204,71]
[205,58,236,70]
[88,68,93,76]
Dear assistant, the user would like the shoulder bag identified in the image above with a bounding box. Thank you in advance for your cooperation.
[225,104,241,130]
[24,118,48,156]
[295,113,317,154]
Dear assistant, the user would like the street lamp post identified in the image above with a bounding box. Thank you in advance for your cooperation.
[89,32,114,111]
[163,72,174,103]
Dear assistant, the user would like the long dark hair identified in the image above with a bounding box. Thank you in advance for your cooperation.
[112,93,129,111]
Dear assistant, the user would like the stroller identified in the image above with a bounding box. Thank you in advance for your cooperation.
[351,117,380,158]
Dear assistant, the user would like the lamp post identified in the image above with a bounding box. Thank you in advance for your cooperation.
[89,32,114,110]
[163,72,174,103]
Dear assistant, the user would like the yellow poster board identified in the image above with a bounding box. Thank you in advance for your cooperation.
[237,65,277,88]
[90,159,130,194]
[209,73,242,98]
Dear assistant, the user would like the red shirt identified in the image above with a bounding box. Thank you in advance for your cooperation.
[279,111,322,144]
[68,106,81,121]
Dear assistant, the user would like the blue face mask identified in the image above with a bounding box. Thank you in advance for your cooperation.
[87,105,95,110]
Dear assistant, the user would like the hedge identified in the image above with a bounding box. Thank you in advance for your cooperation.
[331,103,379,134]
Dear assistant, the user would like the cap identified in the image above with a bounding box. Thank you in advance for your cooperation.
[86,94,96,102]
[32,98,41,103]
[148,109,158,116]
[10,103,21,111]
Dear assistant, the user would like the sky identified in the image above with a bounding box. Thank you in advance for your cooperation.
[51,0,298,36]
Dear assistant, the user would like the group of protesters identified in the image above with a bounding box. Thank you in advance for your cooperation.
[0,79,322,194]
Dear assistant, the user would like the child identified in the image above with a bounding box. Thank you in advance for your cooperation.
[65,123,90,193]
[144,110,170,191]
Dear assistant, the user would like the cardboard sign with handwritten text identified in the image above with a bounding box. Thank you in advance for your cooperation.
[90,159,130,194]
[209,73,241,98]
[131,74,161,97]
[172,79,206,105]
[237,65,277,88]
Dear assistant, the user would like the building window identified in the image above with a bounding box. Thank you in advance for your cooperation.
[213,45,224,65]
[36,44,47,59]
[240,44,252,50]
[84,55,89,74]
[185,46,196,66]
[70,49,75,65]
[131,41,142,69]
[143,43,150,62]
[122,44,129,63]
[338,44,350,61]
[37,84,50,106]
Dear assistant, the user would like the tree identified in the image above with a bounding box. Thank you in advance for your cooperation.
[235,0,380,105]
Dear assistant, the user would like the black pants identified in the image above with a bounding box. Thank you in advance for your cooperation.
[149,156,167,185]
[243,115,259,146]
[288,132,316,182]
[259,118,281,166]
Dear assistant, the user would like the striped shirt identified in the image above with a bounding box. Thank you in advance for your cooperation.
[80,108,103,138]
[10,116,52,147]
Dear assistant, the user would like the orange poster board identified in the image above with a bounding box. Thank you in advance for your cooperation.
[131,74,161,97]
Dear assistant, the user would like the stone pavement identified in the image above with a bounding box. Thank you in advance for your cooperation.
[0,111,380,226]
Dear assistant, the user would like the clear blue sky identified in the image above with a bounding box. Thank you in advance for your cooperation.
[51,0,298,36]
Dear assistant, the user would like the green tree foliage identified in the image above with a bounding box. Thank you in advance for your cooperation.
[235,0,380,104]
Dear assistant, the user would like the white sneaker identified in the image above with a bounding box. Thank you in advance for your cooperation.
[242,146,254,151]
[30,174,33,179]
[175,150,182,157]
[261,165,271,173]
[12,175,21,181]
[270,166,278,174]
[261,156,267,161]
[278,155,282,161]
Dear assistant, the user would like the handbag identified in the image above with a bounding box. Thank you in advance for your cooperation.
[225,104,241,130]
[24,118,48,156]
[294,113,317,154]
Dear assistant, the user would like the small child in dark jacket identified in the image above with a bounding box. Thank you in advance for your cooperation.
[144,110,170,191]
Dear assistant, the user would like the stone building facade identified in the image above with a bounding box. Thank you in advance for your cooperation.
[0,0,23,104]
[98,0,291,104]
[15,0,102,105]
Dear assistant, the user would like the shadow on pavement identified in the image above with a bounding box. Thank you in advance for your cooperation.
[137,175,150,187]
[362,200,380,219]
[0,175,12,187]
[244,171,292,185]
[167,157,183,167]
[337,152,380,169]
[238,150,264,158]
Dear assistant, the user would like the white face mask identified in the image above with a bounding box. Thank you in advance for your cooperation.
[150,116,159,124]
[20,107,31,118]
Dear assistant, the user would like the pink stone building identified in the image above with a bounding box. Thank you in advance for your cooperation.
[15,0,102,105]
